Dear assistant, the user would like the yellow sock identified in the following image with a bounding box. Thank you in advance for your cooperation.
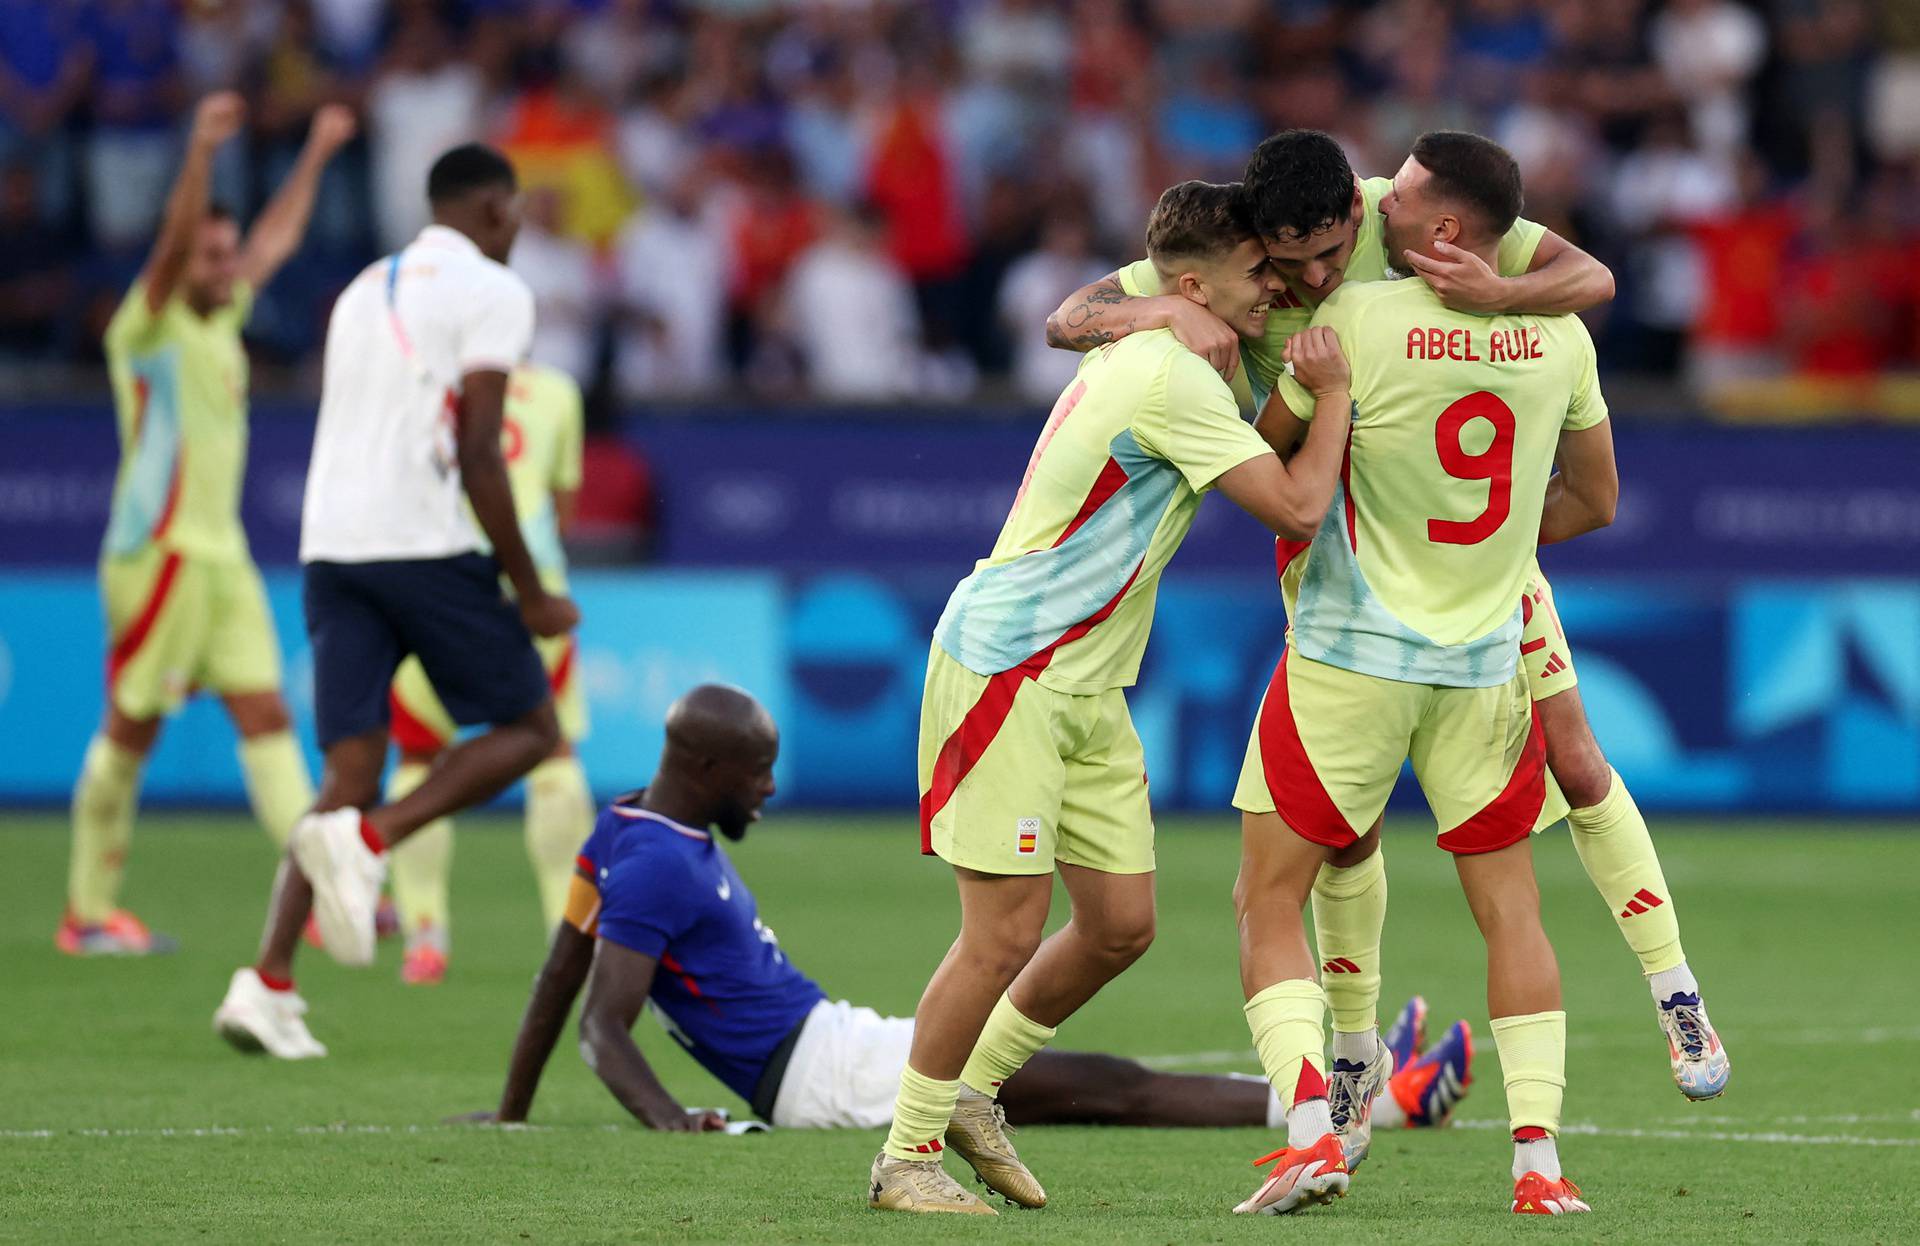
[1490,1010,1567,1135]
[68,735,144,923]
[883,1065,962,1161]
[525,755,594,928]
[1312,851,1386,1035]
[386,761,453,935]
[238,730,314,849]
[1244,979,1328,1110]
[1566,769,1684,975]
[960,993,1058,1096]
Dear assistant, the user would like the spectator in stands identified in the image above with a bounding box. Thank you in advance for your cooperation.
[998,213,1110,404]
[614,168,730,399]
[366,8,481,251]
[80,0,185,251]
[780,202,921,400]
[1687,151,1800,394]
[512,185,601,385]
[0,0,87,224]
[0,161,74,359]
[1649,0,1767,155]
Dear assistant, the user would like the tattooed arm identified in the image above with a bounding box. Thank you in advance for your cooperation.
[1046,273,1239,379]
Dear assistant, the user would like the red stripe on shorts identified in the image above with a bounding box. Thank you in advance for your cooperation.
[106,550,184,691]
[1436,699,1548,855]
[548,636,577,693]
[388,687,449,756]
[919,561,1145,854]
[1255,649,1358,849]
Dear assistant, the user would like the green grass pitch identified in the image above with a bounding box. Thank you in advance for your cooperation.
[3,811,1918,1243]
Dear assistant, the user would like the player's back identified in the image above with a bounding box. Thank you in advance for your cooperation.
[936,327,1269,693]
[301,225,534,564]
[1278,279,1608,687]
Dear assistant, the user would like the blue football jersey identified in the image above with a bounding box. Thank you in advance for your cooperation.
[574,800,826,1101]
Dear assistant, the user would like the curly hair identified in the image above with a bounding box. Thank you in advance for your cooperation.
[1241,129,1355,242]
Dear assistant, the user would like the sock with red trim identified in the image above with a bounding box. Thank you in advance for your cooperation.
[883,1065,961,1163]
[1513,1125,1561,1180]
[68,735,145,924]
[1566,769,1684,976]
[359,817,386,856]
[1491,1010,1566,1150]
[256,970,295,993]
[1245,979,1330,1144]
[959,992,1057,1098]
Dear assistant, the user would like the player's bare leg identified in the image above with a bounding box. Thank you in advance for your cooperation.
[1230,812,1349,1215]
[999,1049,1276,1127]
[1454,836,1588,1215]
[938,863,1155,1207]
[62,707,173,955]
[870,868,1051,1216]
[1540,686,1727,1099]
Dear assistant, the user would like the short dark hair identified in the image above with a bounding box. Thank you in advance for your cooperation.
[203,203,237,226]
[427,143,517,205]
[1409,131,1523,242]
[1241,129,1354,242]
[1146,180,1255,272]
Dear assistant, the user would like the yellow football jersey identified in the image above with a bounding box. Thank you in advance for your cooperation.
[101,281,256,561]
[498,362,584,587]
[1275,278,1607,687]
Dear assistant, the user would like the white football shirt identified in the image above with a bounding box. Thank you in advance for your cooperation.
[300,224,536,563]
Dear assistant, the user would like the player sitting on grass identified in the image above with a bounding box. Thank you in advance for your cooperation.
[213,144,577,1058]
[385,361,595,986]
[1228,132,1618,1218]
[62,94,353,955]
[454,686,1478,1151]
[867,181,1365,1218]
[1049,128,1727,1108]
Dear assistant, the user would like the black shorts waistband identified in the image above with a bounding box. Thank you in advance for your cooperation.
[748,1008,816,1121]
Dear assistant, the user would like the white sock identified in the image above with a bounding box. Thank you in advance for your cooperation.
[1514,1135,1561,1181]
[1331,1028,1377,1066]
[1648,961,1699,1004]
[1287,1097,1333,1149]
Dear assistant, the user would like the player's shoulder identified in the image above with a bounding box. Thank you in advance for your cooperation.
[1317,277,1417,325]
[512,361,582,401]
[1357,174,1393,213]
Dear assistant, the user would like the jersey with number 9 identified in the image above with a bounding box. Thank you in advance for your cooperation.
[1274,279,1608,689]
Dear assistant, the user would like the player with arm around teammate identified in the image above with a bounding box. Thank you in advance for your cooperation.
[1053,129,1727,1110]
[1228,133,1608,1218]
[866,181,1364,1217]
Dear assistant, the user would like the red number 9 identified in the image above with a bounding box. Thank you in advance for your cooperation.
[1427,391,1515,546]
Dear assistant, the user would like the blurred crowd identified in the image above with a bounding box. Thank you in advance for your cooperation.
[3,0,1919,411]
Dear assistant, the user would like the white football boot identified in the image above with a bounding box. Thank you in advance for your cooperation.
[291,808,386,967]
[213,968,327,1059]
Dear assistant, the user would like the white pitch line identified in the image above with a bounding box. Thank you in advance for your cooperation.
[1452,1119,1920,1149]
[2,1119,1916,1150]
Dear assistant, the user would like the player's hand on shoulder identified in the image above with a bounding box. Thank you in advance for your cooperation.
[1406,240,1505,313]
[1283,326,1350,397]
[191,92,246,149]
[309,103,358,154]
[1165,297,1239,381]
[520,592,580,639]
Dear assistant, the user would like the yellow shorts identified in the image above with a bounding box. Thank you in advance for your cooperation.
[917,644,1153,876]
[101,547,283,720]
[1521,561,1578,700]
[1233,649,1548,856]
[390,630,587,754]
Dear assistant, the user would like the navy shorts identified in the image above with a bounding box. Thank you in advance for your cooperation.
[303,553,549,749]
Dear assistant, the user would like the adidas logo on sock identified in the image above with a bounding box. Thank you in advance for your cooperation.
[1618,888,1664,918]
